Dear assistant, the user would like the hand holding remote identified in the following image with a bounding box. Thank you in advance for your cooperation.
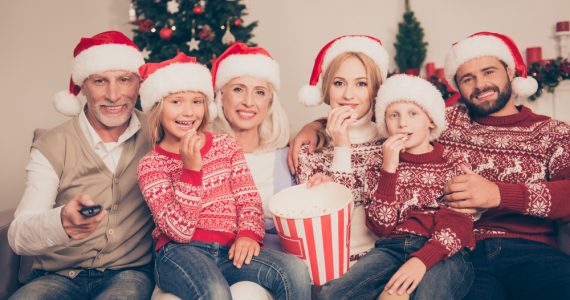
[61,195,106,240]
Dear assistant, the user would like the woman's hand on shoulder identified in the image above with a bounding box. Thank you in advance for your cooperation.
[288,120,324,174]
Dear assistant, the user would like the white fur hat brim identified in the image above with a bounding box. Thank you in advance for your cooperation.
[71,43,145,85]
[375,74,446,140]
[214,54,280,91]
[139,63,214,112]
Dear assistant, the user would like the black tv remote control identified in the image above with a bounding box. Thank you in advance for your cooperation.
[79,205,102,217]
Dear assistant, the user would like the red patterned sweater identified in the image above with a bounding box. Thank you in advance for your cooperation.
[137,132,265,251]
[440,104,570,247]
[365,143,475,270]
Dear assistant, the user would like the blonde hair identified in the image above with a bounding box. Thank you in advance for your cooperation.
[211,83,290,153]
[317,52,383,148]
[147,92,211,145]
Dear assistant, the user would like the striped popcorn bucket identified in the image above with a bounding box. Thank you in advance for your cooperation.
[269,182,353,285]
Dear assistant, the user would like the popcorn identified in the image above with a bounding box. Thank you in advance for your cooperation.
[273,206,331,218]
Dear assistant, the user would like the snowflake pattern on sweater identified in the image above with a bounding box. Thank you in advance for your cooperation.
[440,104,570,246]
[296,139,384,206]
[137,132,264,250]
[365,143,475,270]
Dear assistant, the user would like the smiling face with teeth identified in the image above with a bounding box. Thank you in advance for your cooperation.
[159,91,207,145]
[385,101,435,155]
[220,75,273,135]
[455,56,515,117]
[82,70,139,134]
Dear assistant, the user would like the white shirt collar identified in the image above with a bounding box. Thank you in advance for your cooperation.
[78,109,141,152]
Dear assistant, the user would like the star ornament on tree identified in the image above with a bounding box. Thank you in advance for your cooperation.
[167,0,180,14]
[142,48,151,60]
[187,38,201,51]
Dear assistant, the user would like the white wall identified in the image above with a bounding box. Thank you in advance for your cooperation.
[1,0,568,211]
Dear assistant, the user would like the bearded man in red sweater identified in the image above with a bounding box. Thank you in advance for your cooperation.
[289,31,570,300]
[438,32,570,300]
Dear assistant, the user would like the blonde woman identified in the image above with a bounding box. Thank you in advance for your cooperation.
[295,35,389,266]
[210,43,292,251]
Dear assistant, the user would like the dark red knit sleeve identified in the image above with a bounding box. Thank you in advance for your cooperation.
[411,207,474,270]
[365,169,400,237]
[498,123,570,222]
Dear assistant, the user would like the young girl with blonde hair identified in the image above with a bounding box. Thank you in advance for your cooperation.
[137,52,310,300]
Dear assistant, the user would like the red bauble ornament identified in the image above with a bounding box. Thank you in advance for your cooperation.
[192,5,204,15]
[233,19,242,26]
[159,27,173,40]
[138,20,154,32]
[198,25,215,42]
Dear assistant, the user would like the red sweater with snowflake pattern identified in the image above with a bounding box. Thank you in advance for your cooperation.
[137,132,265,251]
[439,104,570,247]
[365,142,475,270]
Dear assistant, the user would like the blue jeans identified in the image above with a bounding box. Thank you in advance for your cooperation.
[9,264,154,300]
[465,238,570,300]
[319,235,473,300]
[155,241,311,300]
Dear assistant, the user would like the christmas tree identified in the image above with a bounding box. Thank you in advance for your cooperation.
[394,0,427,73]
[130,0,257,67]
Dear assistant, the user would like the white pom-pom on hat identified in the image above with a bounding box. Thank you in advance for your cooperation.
[54,90,82,117]
[208,100,218,120]
[512,76,539,98]
[297,85,323,107]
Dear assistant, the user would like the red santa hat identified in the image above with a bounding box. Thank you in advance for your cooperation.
[211,43,280,92]
[298,35,390,107]
[210,43,280,119]
[54,30,145,116]
[375,74,446,140]
[444,31,538,98]
[138,52,214,112]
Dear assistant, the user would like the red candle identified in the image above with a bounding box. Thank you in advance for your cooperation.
[556,21,570,32]
[526,47,542,65]
[435,68,446,80]
[425,62,435,77]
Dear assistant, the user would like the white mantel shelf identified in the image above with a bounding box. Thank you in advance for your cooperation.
[518,80,570,124]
